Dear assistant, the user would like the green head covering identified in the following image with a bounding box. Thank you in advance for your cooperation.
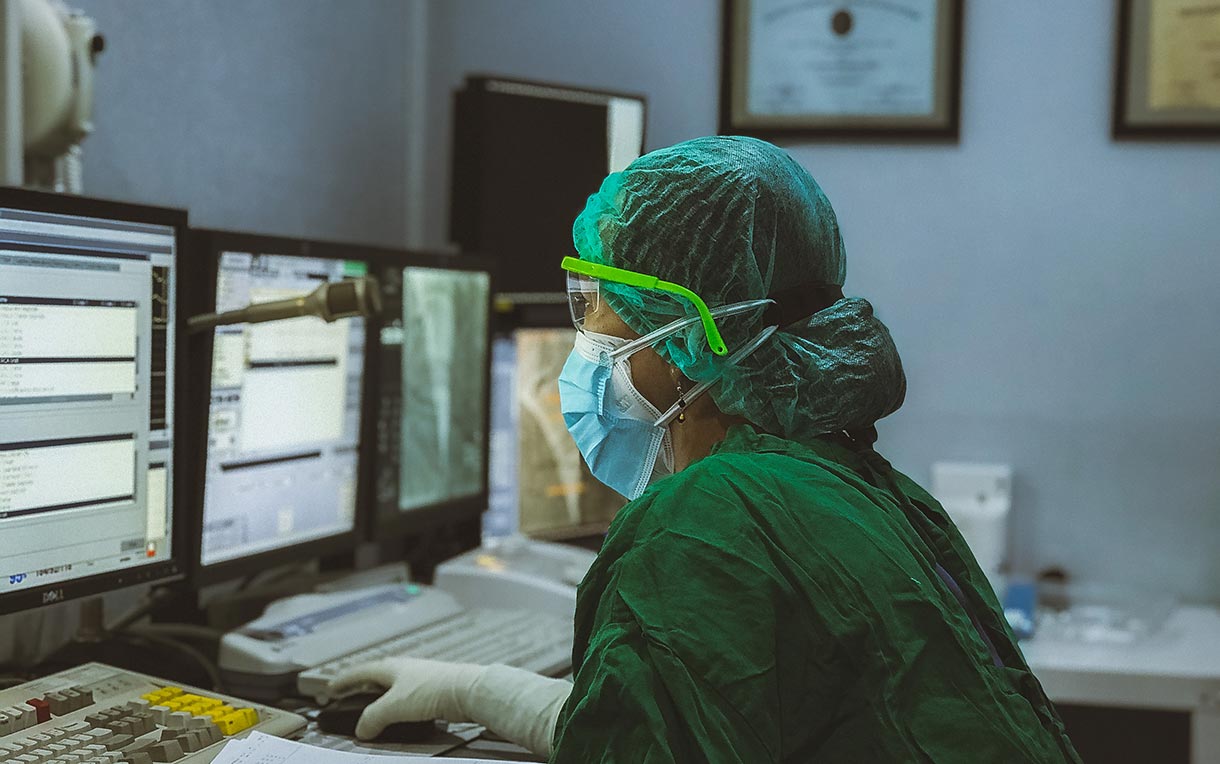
[571,135,905,441]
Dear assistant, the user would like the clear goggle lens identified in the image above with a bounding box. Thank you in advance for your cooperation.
[567,272,600,329]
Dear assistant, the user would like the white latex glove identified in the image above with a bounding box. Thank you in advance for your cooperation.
[329,657,571,757]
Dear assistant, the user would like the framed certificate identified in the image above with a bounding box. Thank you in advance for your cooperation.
[1114,0,1220,138]
[720,0,963,140]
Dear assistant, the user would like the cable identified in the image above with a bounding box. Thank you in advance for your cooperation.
[127,623,223,645]
[113,631,224,692]
[106,587,175,633]
[236,561,314,592]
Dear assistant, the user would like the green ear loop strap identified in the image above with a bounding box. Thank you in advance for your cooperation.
[561,256,729,356]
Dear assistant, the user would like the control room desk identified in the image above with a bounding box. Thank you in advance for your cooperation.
[293,713,542,761]
[1022,605,1220,764]
[298,607,1220,761]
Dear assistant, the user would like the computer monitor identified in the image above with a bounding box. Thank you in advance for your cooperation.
[371,254,493,547]
[189,230,378,584]
[450,75,646,299]
[484,328,624,542]
[0,189,187,615]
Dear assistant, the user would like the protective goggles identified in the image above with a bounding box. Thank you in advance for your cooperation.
[562,256,736,356]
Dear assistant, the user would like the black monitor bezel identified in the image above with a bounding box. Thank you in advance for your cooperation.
[185,229,395,587]
[0,187,189,616]
[363,250,496,545]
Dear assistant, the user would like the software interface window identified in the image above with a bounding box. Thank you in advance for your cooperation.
[0,207,176,593]
[378,266,490,515]
[200,253,366,566]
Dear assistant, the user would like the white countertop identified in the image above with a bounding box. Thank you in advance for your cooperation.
[1022,605,1220,710]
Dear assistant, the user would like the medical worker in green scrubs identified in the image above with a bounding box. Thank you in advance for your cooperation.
[333,136,1081,763]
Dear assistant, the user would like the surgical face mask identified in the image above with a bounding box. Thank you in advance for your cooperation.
[558,331,673,500]
[558,301,777,501]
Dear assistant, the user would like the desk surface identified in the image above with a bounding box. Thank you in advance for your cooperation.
[283,608,1218,760]
[1021,605,1220,716]
[1022,605,1220,680]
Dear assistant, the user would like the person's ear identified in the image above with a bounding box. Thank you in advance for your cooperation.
[668,365,694,391]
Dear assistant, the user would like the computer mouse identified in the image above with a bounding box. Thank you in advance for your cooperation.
[316,693,441,743]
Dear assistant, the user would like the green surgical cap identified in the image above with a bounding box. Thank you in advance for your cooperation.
[572,135,906,441]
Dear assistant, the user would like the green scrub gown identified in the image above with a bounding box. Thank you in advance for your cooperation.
[550,425,1081,763]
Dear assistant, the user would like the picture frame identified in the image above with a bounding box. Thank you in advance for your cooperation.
[1113,0,1220,139]
[720,0,964,140]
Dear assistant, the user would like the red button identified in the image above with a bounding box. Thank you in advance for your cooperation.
[26,697,51,724]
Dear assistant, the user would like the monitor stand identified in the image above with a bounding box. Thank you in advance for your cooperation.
[34,595,221,689]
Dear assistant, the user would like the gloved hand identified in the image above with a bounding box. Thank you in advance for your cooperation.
[329,657,572,756]
[329,657,483,734]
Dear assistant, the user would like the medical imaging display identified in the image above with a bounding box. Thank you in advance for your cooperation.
[383,266,491,513]
[513,329,624,538]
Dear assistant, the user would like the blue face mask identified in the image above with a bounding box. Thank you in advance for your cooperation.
[558,331,673,501]
[558,303,778,501]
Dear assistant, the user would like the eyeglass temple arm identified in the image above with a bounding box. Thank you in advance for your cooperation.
[655,281,727,356]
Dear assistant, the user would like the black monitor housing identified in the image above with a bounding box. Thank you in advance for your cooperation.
[183,229,398,587]
[363,251,495,581]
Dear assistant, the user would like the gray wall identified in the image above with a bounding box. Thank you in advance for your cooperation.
[426,1,1220,601]
[74,0,413,246]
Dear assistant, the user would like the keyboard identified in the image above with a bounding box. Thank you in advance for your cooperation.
[297,607,573,702]
[0,663,304,763]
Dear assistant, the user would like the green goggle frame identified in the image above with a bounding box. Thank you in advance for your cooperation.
[561,256,728,356]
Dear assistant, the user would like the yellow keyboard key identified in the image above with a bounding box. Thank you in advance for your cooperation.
[215,708,257,736]
[155,687,185,705]
[142,687,181,704]
[193,697,223,710]
[204,704,235,721]
[214,714,242,735]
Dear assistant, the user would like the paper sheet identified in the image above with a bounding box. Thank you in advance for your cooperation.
[211,731,503,763]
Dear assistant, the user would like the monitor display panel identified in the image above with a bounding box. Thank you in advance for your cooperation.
[484,328,624,542]
[198,251,367,570]
[374,261,491,532]
[0,194,183,613]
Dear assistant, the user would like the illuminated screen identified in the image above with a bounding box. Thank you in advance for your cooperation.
[199,252,366,567]
[0,206,176,594]
[484,329,624,541]
[376,265,490,519]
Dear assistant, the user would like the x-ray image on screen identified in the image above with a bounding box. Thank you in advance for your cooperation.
[512,328,625,538]
[397,266,490,511]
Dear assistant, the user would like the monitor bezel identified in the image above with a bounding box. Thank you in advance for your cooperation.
[0,187,189,616]
[185,229,392,587]
[364,250,496,545]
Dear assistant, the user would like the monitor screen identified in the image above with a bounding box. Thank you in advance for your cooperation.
[484,329,624,542]
[0,204,178,602]
[199,252,366,568]
[375,264,491,526]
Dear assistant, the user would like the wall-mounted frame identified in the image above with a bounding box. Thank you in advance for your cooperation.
[1114,0,1220,139]
[720,0,963,140]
